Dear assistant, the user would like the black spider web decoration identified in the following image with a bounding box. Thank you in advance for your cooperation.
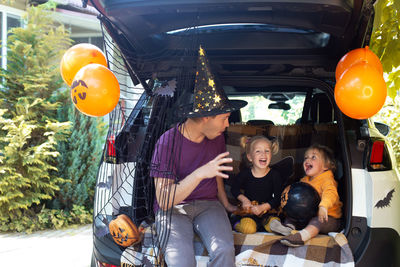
[92,13,203,267]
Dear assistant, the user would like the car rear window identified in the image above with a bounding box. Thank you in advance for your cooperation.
[230,94,306,125]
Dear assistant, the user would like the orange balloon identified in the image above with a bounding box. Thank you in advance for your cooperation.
[61,43,107,86]
[334,62,387,120]
[71,63,120,117]
[335,46,383,81]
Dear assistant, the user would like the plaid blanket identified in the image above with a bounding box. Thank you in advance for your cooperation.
[235,232,354,267]
[121,225,354,267]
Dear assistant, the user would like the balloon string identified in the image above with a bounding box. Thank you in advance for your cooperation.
[364,46,368,63]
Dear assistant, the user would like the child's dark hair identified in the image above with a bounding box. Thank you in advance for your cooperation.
[307,144,336,172]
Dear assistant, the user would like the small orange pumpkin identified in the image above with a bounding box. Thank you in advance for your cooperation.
[109,214,141,247]
[235,217,257,234]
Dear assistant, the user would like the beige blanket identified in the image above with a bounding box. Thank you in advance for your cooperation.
[234,232,354,267]
[121,225,354,267]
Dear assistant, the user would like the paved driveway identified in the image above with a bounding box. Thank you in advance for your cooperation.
[0,224,92,267]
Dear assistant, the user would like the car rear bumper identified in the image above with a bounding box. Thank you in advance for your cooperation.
[353,224,400,267]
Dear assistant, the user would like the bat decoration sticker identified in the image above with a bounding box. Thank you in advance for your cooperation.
[153,78,177,97]
[375,189,395,209]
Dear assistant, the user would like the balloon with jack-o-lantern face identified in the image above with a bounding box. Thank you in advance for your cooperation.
[71,63,120,117]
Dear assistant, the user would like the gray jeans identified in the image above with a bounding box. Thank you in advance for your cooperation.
[155,200,235,267]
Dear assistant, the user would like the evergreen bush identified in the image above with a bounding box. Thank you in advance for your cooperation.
[0,4,72,230]
[53,91,107,211]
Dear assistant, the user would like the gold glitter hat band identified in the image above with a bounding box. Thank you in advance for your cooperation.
[179,99,247,118]
[180,46,247,118]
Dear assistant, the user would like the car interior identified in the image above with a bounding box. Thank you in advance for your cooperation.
[222,88,346,211]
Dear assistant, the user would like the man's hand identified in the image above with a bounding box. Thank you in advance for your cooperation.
[225,203,238,213]
[193,151,233,180]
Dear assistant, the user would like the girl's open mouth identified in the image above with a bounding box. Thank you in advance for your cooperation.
[305,163,313,172]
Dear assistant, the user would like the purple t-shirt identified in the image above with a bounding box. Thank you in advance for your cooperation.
[150,124,226,211]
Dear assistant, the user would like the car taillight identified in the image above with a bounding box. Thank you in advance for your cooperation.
[107,135,116,157]
[98,261,120,267]
[368,139,392,171]
[105,135,117,164]
[370,140,384,164]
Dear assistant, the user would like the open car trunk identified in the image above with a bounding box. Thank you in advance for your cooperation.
[88,1,380,266]
[89,0,374,88]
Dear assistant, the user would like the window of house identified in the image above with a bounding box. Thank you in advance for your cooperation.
[0,12,2,43]
[7,14,20,35]
[0,7,23,70]
[71,36,104,51]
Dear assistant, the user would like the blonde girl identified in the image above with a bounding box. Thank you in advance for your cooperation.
[230,135,285,234]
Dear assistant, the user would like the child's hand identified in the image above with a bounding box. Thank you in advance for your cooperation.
[251,204,264,216]
[241,198,252,209]
[251,203,271,216]
[318,206,328,223]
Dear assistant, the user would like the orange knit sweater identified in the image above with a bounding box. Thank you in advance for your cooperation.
[300,170,342,219]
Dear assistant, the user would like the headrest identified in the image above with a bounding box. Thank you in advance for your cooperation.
[310,93,334,123]
[247,119,274,126]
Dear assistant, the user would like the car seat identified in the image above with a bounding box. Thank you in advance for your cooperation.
[309,93,334,124]
[247,119,274,126]
[229,110,242,124]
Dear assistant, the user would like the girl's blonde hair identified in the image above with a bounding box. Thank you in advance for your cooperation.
[240,135,279,156]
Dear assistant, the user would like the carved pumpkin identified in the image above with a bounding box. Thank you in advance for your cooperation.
[109,214,141,247]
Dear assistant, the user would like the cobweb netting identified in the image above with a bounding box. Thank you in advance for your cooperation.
[93,15,204,266]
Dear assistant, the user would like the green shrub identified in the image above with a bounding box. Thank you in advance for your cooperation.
[0,205,92,234]
[0,4,72,229]
[51,94,107,211]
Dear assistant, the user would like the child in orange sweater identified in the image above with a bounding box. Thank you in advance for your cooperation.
[278,144,343,247]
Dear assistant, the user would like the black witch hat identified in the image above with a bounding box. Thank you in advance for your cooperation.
[179,46,247,118]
